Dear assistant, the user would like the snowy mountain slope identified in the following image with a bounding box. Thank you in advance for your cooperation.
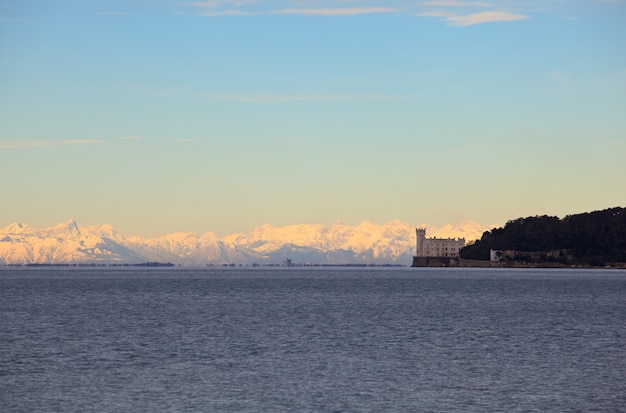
[0,219,490,266]
[0,220,146,265]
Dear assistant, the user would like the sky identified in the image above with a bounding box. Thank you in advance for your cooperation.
[1,0,625,238]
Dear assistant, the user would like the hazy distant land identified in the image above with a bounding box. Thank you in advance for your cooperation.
[1,207,624,268]
[0,219,488,267]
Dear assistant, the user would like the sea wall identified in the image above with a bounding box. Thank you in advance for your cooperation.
[411,256,460,267]
[412,257,626,269]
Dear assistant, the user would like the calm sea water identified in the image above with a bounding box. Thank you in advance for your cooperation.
[1,267,625,412]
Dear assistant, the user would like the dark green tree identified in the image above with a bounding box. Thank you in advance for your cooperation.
[460,207,626,265]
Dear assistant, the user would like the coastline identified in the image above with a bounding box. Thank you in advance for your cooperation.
[412,256,626,269]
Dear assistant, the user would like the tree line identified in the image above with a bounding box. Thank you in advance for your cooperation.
[460,207,626,266]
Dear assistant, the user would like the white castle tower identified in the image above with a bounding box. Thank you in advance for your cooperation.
[413,228,465,258]
[416,228,427,257]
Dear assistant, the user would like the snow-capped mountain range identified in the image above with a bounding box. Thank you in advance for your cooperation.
[0,219,491,266]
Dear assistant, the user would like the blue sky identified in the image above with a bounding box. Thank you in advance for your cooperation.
[1,0,625,237]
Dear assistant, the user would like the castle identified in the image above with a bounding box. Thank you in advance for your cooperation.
[412,228,465,267]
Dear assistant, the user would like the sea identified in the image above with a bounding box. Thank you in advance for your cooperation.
[1,267,625,412]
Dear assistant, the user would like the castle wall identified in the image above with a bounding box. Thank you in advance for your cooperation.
[414,228,465,258]
[412,256,460,267]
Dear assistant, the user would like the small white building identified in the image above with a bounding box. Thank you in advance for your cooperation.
[415,228,465,258]
[490,249,503,262]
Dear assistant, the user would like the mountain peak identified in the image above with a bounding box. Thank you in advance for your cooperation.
[64,219,81,234]
[3,222,28,234]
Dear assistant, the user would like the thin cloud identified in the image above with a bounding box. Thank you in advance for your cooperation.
[0,139,106,149]
[195,7,397,16]
[120,135,141,140]
[208,94,401,103]
[420,10,529,25]
[196,9,255,16]
[271,7,397,16]
[189,0,260,14]
[188,0,541,22]
[419,10,456,18]
[189,1,398,16]
[421,1,488,6]
[190,0,257,7]
[448,11,529,25]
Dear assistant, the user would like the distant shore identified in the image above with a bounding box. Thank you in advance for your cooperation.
[412,256,626,269]
[0,262,407,268]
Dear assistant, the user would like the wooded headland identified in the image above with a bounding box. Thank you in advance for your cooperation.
[459,207,626,268]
